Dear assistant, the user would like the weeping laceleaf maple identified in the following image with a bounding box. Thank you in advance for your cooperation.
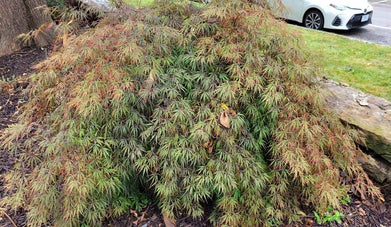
[1,0,382,226]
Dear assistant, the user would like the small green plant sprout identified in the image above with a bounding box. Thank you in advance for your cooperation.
[314,211,322,224]
[113,195,149,216]
[313,206,345,224]
[340,195,351,205]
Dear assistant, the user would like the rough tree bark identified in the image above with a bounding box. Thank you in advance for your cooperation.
[0,0,55,57]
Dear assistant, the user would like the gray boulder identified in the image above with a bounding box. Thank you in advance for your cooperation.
[358,155,391,183]
[320,79,391,182]
[80,0,115,12]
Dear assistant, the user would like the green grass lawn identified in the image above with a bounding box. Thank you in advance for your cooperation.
[123,0,154,7]
[294,26,391,101]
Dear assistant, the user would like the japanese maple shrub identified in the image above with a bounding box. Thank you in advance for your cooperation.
[1,0,382,226]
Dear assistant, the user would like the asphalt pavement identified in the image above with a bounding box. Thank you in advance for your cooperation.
[333,0,391,46]
[371,0,391,27]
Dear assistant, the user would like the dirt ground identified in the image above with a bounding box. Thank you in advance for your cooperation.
[0,48,390,227]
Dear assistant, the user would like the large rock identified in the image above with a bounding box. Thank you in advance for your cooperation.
[80,0,115,12]
[320,79,391,182]
[358,155,391,183]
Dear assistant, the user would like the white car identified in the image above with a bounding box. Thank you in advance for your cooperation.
[279,0,373,30]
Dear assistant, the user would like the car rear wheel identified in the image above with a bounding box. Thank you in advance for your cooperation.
[303,10,324,30]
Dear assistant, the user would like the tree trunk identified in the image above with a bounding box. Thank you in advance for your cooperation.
[0,0,55,57]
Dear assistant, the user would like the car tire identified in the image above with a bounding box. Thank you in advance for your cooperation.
[303,9,324,30]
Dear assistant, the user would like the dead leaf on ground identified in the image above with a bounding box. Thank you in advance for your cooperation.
[130,209,139,218]
[163,214,176,227]
[304,218,313,226]
[202,140,212,148]
[220,111,230,128]
[140,211,147,222]
[228,109,237,118]
[358,207,366,216]
[0,82,13,93]
[356,97,369,107]
[202,140,215,154]
[132,211,147,226]
[208,144,214,154]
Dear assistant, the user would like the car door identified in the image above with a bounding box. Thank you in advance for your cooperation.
[281,0,305,22]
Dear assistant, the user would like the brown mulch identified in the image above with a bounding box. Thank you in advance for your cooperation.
[0,47,49,130]
[0,47,49,227]
[0,48,390,227]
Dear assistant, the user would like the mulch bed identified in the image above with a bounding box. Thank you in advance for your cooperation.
[0,47,49,130]
[0,48,390,227]
[0,47,49,227]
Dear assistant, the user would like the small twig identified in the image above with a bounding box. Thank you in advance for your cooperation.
[379,182,391,188]
[1,210,18,227]
[4,97,14,106]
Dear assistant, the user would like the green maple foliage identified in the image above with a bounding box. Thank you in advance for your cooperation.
[1,0,382,226]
